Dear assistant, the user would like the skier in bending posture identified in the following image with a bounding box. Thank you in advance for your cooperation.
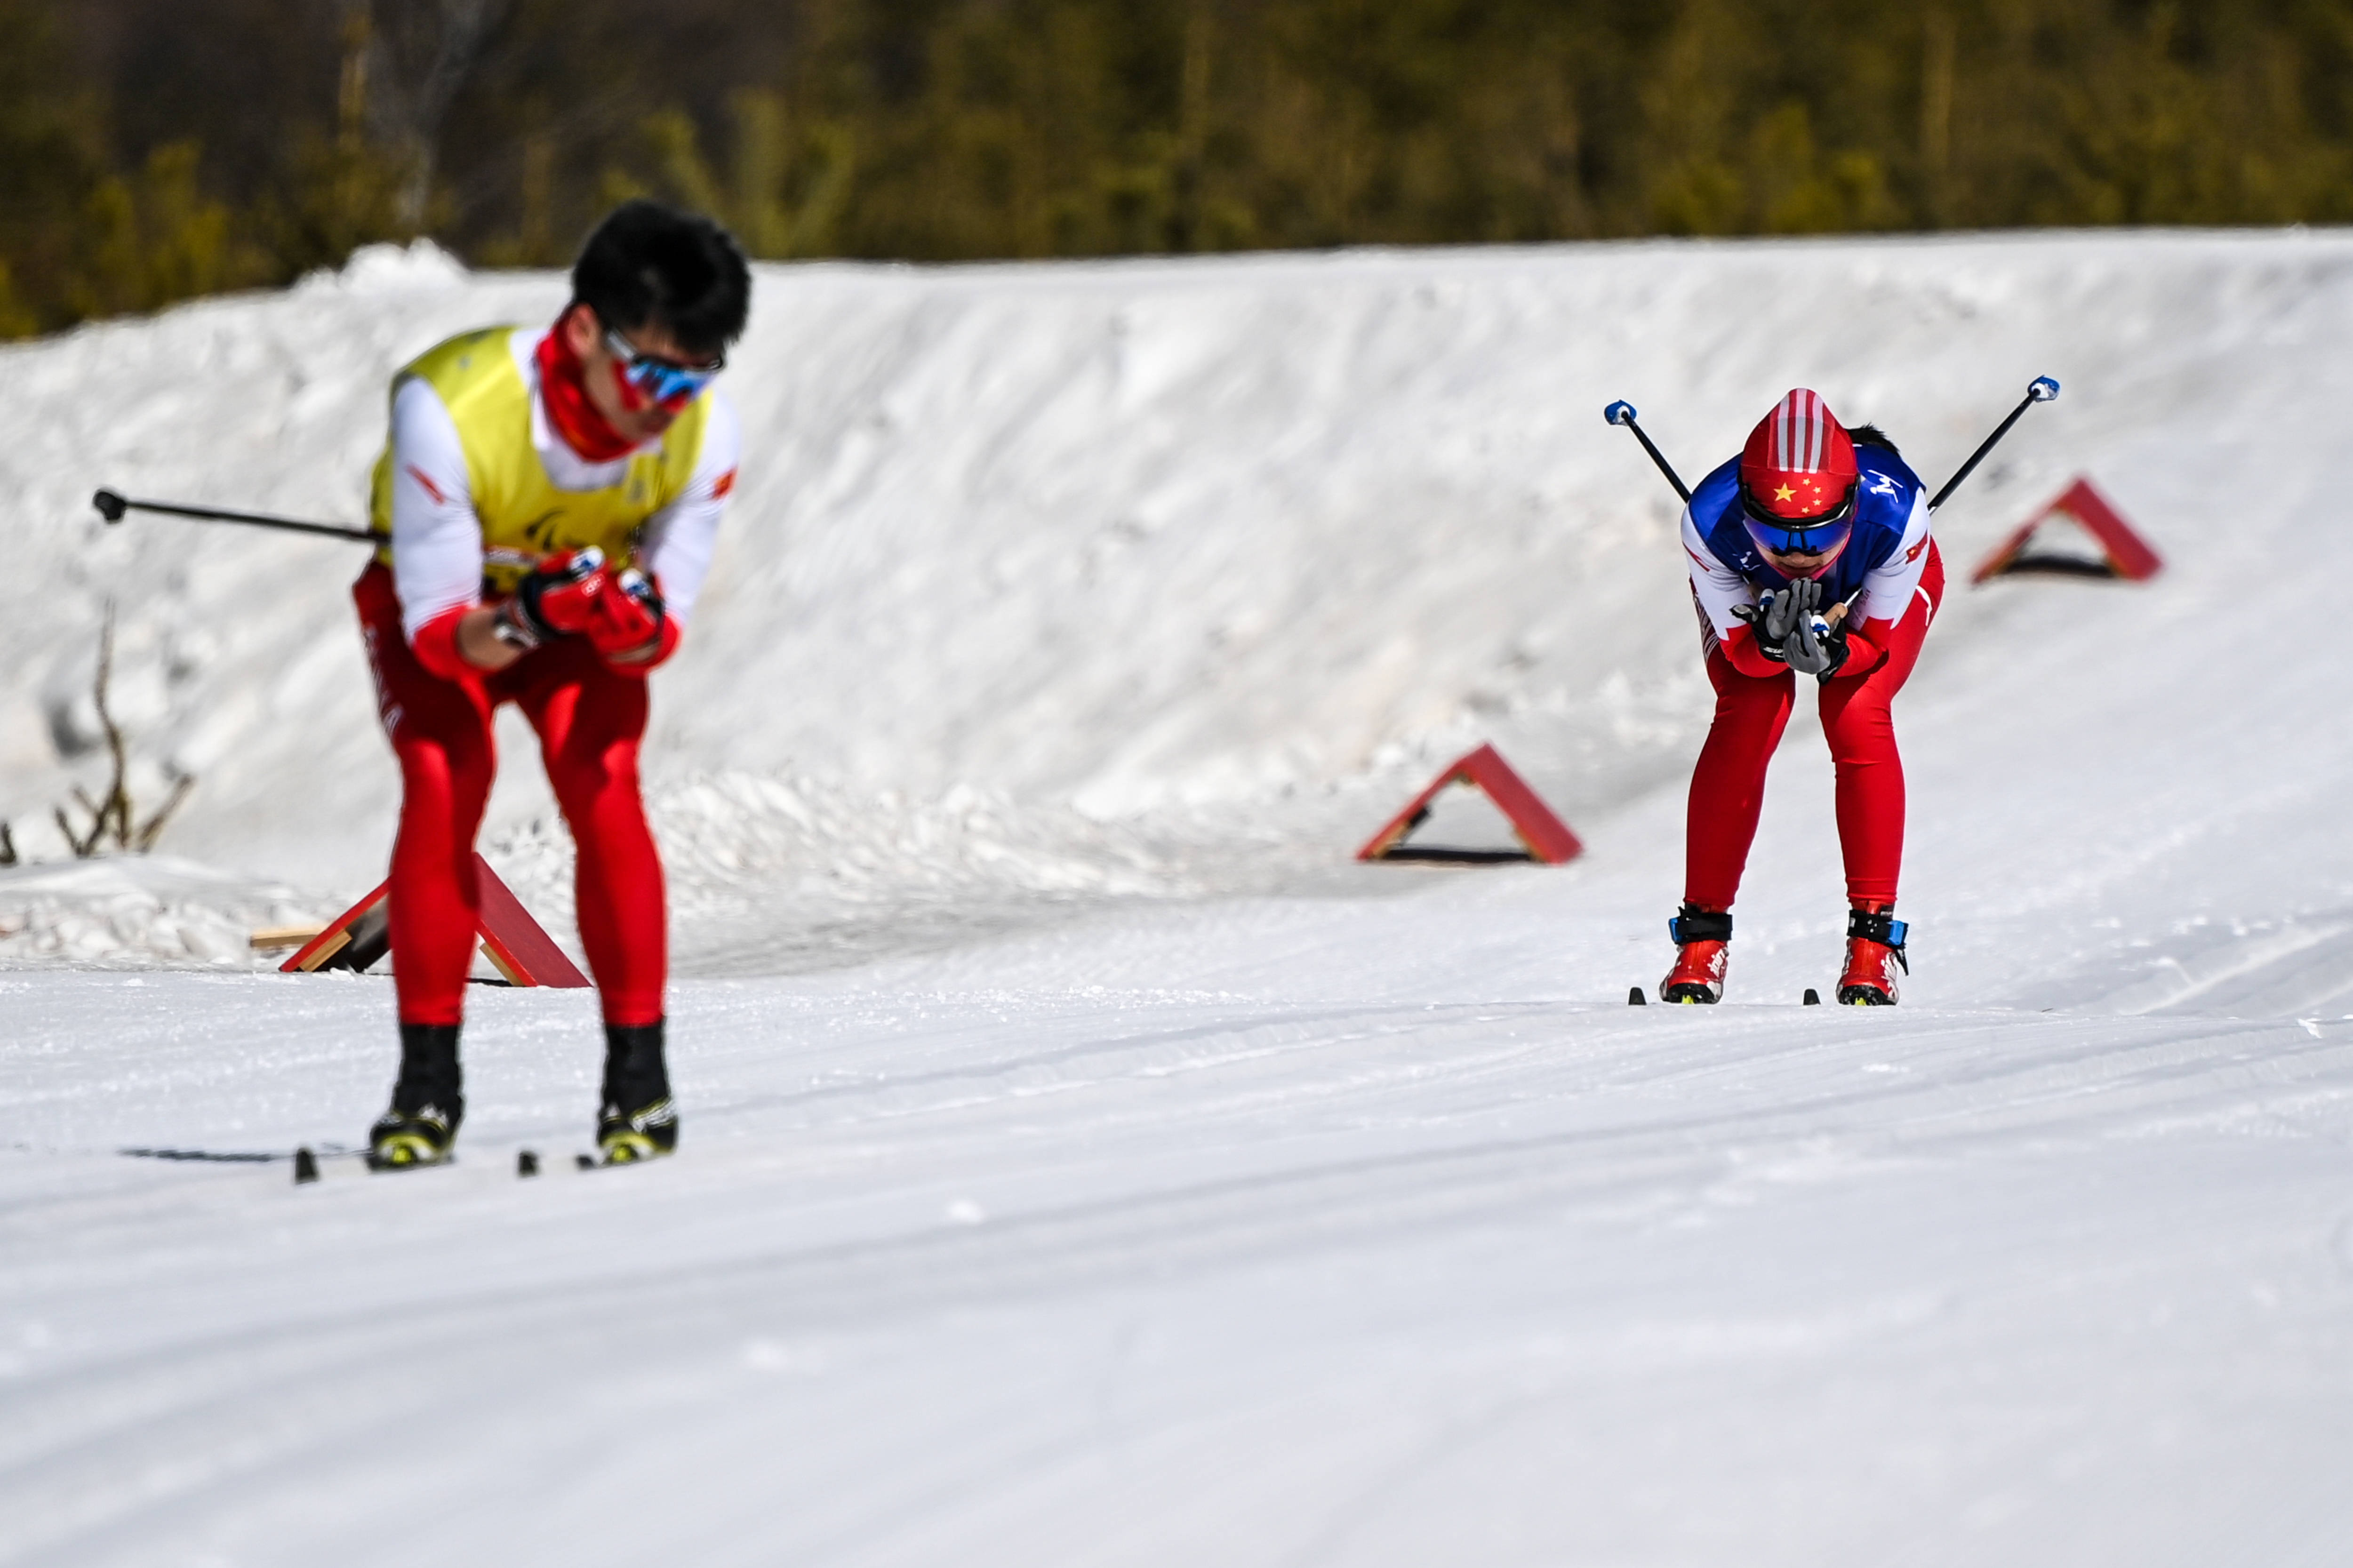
[356,201,749,1165]
[1662,388,1939,1006]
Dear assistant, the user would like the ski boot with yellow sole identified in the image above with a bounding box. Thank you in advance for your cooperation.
[367,1023,464,1169]
[591,1020,678,1166]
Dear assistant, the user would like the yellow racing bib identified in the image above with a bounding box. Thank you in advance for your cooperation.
[368,326,710,593]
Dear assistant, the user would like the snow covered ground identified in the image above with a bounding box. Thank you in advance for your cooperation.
[7,231,2353,1563]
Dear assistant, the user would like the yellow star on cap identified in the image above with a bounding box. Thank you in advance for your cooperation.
[1773,484,1796,503]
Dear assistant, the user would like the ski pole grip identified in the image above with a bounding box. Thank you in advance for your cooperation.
[1604,400,1638,427]
[2028,376,2060,403]
[93,488,128,523]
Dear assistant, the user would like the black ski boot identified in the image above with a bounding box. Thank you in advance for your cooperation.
[368,1023,464,1169]
[596,1020,677,1164]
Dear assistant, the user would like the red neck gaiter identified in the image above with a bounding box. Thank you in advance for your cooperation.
[535,314,637,463]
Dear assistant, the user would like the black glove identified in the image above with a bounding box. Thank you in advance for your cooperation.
[1803,618,1851,682]
[1733,577,1851,680]
[1732,577,1812,664]
[1783,579,1849,679]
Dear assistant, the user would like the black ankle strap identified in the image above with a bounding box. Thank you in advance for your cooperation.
[1669,904,1732,944]
[1846,908,1906,946]
[1847,908,1910,973]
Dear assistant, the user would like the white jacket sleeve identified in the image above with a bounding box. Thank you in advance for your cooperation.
[387,378,485,643]
[1682,506,1759,646]
[1851,491,1933,627]
[636,387,741,628]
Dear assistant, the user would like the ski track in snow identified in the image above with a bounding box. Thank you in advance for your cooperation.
[7,965,2353,1567]
[7,232,2353,1561]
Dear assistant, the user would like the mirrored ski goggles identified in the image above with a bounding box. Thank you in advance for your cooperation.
[603,324,725,406]
[1739,483,1856,558]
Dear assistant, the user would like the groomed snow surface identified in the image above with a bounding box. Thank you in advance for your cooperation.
[7,232,2353,1565]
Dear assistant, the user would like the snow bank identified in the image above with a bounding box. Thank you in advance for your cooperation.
[497,770,1211,973]
[0,856,337,969]
[6,228,2353,968]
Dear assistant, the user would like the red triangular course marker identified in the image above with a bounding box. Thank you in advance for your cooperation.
[1971,476,2161,584]
[280,852,591,987]
[1357,743,1583,865]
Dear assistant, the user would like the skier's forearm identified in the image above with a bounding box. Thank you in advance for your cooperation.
[1831,618,1895,679]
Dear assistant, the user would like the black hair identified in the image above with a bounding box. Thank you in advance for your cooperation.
[1845,423,1898,454]
[571,200,751,360]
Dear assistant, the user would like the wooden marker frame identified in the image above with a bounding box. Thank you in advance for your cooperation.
[1357,743,1583,865]
[279,853,590,987]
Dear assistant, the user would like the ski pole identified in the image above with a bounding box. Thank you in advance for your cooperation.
[92,488,376,544]
[1926,376,2059,513]
[1602,400,1691,504]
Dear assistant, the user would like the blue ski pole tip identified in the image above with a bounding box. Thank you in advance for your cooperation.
[2029,376,2060,402]
[1603,400,1637,426]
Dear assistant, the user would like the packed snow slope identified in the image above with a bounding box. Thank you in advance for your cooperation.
[2,229,2324,943]
[8,231,2353,1565]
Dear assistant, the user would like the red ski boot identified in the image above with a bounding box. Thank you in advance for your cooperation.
[1836,905,1909,1005]
[1660,904,1732,1004]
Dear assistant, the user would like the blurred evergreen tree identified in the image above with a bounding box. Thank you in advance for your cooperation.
[9,0,2353,338]
[0,0,105,334]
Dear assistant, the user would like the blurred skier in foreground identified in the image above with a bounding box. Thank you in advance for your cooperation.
[1662,388,1938,1005]
[356,200,748,1165]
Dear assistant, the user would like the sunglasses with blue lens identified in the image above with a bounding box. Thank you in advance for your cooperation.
[603,323,725,406]
[1738,483,1856,557]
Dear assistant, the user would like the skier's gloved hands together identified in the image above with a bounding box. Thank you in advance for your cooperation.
[496,548,608,649]
[1782,579,1850,679]
[1733,578,1811,664]
[1733,577,1851,679]
[494,549,667,663]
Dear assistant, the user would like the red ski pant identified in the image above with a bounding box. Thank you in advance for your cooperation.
[1685,546,1943,912]
[356,564,666,1028]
